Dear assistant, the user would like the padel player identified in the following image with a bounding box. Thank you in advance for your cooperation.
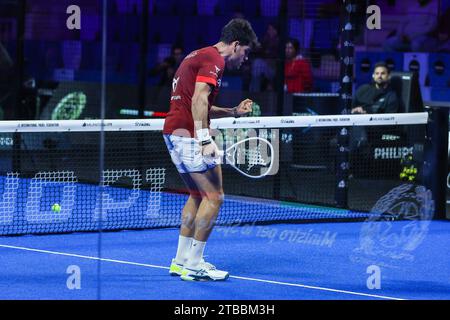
[163,19,259,281]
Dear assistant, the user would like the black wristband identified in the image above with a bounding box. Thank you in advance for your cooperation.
[201,139,212,146]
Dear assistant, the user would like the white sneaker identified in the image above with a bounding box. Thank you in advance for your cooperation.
[169,258,184,276]
[180,261,229,281]
[169,256,222,276]
[169,258,210,276]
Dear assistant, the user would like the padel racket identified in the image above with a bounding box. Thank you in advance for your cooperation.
[217,137,275,179]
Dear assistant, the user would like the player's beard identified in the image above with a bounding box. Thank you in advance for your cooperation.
[375,78,388,88]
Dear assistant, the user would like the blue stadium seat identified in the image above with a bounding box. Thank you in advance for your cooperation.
[403,52,429,87]
[431,87,450,102]
[377,52,404,73]
[428,53,450,88]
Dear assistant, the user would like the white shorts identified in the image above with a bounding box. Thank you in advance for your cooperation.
[163,134,220,174]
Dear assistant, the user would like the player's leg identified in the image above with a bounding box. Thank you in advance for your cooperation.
[169,174,202,275]
[164,133,227,280]
[180,165,229,281]
[189,165,224,242]
[164,133,202,275]
[180,195,202,236]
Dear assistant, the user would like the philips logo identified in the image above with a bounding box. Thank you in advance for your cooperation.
[374,147,413,160]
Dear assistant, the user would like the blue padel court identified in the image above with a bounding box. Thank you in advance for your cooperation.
[1,217,449,300]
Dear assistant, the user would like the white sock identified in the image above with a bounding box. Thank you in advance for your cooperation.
[174,235,193,265]
[185,239,206,269]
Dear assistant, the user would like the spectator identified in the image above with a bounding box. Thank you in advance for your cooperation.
[350,62,402,151]
[383,0,438,52]
[284,38,313,93]
[150,44,185,87]
[249,22,279,91]
[351,61,402,114]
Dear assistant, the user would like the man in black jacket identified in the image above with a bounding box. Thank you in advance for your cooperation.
[351,62,402,114]
[349,62,403,156]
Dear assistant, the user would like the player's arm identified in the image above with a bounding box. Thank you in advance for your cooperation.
[191,82,220,158]
[210,99,254,119]
[192,82,212,136]
[191,82,219,157]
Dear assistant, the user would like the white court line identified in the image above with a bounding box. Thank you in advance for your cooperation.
[0,244,405,301]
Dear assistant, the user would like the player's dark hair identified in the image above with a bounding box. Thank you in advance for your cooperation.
[220,19,259,49]
[374,61,390,73]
